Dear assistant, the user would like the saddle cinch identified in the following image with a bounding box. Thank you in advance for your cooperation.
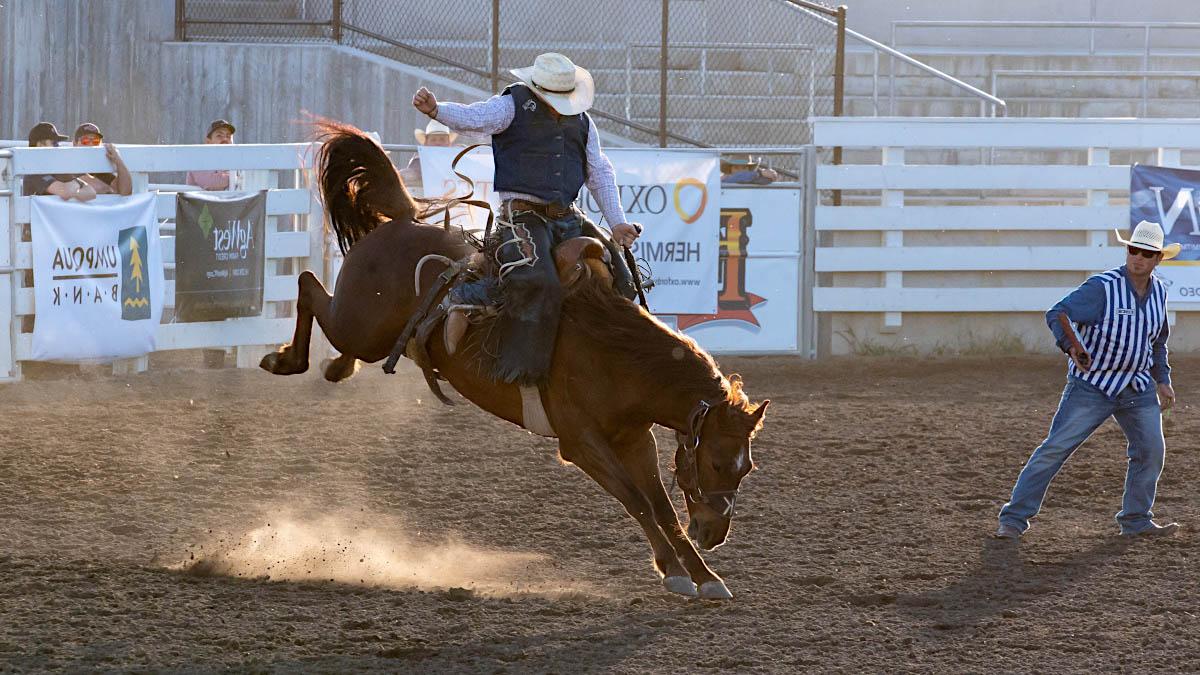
[392,235,614,437]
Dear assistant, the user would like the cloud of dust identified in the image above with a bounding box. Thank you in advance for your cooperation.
[166,511,600,599]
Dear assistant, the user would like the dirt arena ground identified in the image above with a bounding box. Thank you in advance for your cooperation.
[2,353,1199,673]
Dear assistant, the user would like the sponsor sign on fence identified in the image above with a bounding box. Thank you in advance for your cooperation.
[175,190,267,322]
[29,193,164,361]
[1130,164,1200,303]
[580,149,720,315]
[664,188,803,353]
[416,146,720,314]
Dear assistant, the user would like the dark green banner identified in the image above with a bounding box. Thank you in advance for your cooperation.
[174,190,266,322]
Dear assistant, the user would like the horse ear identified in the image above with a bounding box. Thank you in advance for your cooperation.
[741,400,768,436]
[753,400,770,420]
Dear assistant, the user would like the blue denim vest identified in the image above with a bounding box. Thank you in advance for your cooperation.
[492,84,589,207]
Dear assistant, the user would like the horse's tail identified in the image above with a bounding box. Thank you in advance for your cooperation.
[314,119,418,254]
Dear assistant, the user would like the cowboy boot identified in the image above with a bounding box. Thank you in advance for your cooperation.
[444,307,470,355]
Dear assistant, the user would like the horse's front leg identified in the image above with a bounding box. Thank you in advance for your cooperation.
[620,431,731,599]
[560,431,697,598]
[260,271,329,375]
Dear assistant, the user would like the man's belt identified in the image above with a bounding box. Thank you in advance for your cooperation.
[505,198,574,219]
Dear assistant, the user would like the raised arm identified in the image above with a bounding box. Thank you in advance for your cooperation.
[412,87,515,135]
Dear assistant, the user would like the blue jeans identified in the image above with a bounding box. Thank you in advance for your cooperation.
[998,376,1166,535]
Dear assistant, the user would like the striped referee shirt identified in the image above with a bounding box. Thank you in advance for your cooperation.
[1047,265,1171,399]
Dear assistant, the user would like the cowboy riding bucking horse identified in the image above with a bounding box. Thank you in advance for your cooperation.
[412,52,643,385]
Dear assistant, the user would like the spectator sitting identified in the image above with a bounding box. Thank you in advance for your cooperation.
[720,156,778,185]
[186,119,239,191]
[72,123,133,196]
[23,122,95,202]
[399,119,459,194]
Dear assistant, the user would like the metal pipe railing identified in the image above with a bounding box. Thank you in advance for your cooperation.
[783,3,1007,116]
[991,69,1200,118]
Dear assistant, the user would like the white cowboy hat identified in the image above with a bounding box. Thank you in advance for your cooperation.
[414,119,457,144]
[510,52,595,116]
[1115,220,1181,260]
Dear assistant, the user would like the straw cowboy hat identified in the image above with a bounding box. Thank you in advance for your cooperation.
[510,52,595,116]
[1116,220,1181,260]
[414,119,457,144]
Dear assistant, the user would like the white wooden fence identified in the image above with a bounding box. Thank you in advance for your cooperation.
[0,143,324,381]
[813,117,1200,354]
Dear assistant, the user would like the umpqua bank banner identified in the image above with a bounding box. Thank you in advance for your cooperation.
[29,193,164,361]
[418,146,720,314]
[1131,164,1200,302]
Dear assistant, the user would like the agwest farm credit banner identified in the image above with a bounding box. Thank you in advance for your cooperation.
[174,190,266,322]
[417,146,720,314]
[30,193,164,361]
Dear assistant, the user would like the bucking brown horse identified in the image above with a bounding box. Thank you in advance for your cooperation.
[260,120,769,599]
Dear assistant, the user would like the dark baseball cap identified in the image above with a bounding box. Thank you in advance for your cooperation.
[73,122,104,141]
[28,122,69,146]
[207,119,236,137]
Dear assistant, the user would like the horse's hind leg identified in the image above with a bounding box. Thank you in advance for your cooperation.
[320,353,360,382]
[260,271,328,375]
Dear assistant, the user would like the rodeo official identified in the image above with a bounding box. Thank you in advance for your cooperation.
[995,220,1180,540]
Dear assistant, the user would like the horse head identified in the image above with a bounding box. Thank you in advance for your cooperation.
[674,394,769,550]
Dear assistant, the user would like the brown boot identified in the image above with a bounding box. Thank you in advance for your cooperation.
[444,307,470,355]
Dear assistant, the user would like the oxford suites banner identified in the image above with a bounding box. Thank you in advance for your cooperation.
[174,190,266,322]
[418,146,720,314]
[30,193,164,361]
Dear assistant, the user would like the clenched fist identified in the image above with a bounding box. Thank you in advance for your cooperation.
[413,87,438,117]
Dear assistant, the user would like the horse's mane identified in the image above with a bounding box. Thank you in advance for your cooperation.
[561,280,753,412]
[313,118,488,254]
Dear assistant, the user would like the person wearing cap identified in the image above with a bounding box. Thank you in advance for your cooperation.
[22,122,96,202]
[72,123,133,196]
[399,119,459,194]
[411,52,643,385]
[995,220,1180,540]
[720,156,778,185]
[186,119,239,191]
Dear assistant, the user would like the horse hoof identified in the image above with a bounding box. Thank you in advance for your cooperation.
[259,352,280,372]
[698,580,733,600]
[662,576,698,598]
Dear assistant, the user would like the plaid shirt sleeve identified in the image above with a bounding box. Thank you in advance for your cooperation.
[583,116,628,226]
[434,95,515,135]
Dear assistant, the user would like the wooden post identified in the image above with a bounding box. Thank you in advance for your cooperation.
[332,0,343,43]
[831,4,847,206]
[658,0,669,148]
[175,0,186,42]
[490,0,500,94]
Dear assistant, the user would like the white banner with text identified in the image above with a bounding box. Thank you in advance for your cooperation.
[661,188,803,353]
[30,193,164,361]
[417,146,720,314]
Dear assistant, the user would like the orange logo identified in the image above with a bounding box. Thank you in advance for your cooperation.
[673,177,707,224]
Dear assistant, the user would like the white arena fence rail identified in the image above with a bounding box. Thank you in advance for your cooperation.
[812,116,1200,355]
[0,143,326,382]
